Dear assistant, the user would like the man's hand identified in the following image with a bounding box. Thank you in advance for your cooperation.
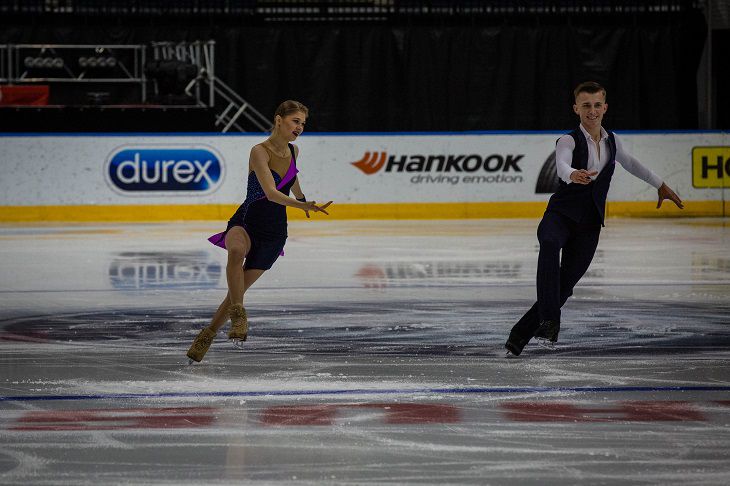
[569,169,598,185]
[657,183,683,209]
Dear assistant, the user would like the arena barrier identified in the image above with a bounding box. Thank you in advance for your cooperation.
[0,131,727,222]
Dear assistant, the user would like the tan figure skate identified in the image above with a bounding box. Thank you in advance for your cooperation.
[228,303,248,348]
[187,327,216,364]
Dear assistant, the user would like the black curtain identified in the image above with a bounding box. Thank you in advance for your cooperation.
[714,29,730,129]
[1,12,708,131]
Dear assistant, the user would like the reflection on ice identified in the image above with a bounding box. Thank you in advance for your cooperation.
[109,251,222,290]
[355,260,525,288]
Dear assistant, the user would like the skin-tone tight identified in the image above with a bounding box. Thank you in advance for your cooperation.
[207,226,265,333]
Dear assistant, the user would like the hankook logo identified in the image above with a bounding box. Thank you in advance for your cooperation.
[535,150,560,194]
[351,151,524,174]
[350,150,525,185]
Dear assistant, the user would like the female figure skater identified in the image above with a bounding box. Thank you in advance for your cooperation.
[187,100,332,363]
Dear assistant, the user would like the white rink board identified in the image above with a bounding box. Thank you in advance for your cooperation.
[0,131,726,206]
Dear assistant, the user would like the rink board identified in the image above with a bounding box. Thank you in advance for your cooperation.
[0,131,727,221]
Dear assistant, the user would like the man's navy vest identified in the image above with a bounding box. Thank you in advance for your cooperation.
[546,127,617,226]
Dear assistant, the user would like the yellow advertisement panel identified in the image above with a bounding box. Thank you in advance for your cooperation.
[692,146,730,188]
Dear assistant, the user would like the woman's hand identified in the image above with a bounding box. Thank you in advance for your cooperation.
[301,200,332,217]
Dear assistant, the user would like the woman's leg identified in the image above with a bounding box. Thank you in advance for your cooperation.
[242,268,266,295]
[208,268,266,333]
[208,295,231,332]
[227,267,265,341]
[187,242,270,360]
[224,227,251,305]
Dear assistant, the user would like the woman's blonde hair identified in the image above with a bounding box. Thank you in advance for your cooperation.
[271,100,309,131]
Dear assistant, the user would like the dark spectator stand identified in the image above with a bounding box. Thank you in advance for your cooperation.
[0,2,722,131]
[0,105,217,133]
[0,84,217,133]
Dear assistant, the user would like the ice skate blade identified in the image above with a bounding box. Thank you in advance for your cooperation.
[231,337,247,349]
[187,358,195,365]
[535,337,556,350]
[505,350,520,359]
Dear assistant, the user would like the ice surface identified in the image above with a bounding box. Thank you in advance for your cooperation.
[1,219,729,484]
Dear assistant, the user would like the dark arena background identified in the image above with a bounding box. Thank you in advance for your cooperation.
[1,0,727,132]
[1,1,729,484]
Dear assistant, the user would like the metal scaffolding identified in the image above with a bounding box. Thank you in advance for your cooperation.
[151,40,268,132]
[0,43,147,102]
[1,40,268,132]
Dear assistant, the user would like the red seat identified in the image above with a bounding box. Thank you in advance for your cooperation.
[0,85,50,105]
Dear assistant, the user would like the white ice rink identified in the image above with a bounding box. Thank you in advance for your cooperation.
[1,218,729,485]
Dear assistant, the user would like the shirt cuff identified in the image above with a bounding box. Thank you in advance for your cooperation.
[647,174,663,189]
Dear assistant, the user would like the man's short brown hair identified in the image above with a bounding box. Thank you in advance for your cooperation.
[574,81,606,101]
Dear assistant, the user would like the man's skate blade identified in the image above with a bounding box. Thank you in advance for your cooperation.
[505,350,520,359]
[535,337,557,349]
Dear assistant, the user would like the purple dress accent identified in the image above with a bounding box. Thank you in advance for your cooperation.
[208,149,298,252]
[207,231,228,249]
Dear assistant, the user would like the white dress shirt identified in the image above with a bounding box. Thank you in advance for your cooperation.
[555,124,663,189]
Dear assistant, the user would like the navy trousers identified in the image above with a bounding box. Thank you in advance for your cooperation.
[508,210,601,342]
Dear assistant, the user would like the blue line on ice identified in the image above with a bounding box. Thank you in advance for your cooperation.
[2,385,730,402]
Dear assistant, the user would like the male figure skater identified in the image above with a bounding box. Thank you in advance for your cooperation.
[505,81,684,357]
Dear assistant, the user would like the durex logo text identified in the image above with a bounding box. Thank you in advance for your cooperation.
[107,147,222,192]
